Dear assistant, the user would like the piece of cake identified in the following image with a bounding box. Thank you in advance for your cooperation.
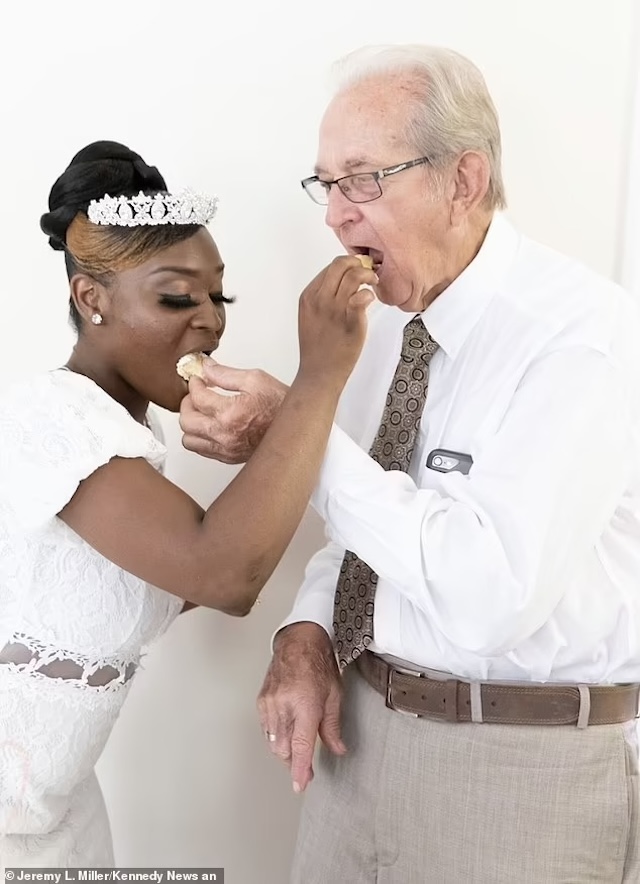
[176,352,206,381]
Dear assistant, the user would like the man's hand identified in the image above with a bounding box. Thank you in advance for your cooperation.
[179,361,288,463]
[257,622,346,793]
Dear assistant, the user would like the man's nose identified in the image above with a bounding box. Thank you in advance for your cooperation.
[324,185,363,232]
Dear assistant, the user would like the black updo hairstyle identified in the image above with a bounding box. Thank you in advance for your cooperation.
[40,141,201,332]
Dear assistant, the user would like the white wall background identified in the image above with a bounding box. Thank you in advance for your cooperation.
[0,0,637,880]
[621,6,640,296]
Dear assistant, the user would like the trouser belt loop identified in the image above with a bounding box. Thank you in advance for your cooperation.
[470,681,484,723]
[577,684,591,729]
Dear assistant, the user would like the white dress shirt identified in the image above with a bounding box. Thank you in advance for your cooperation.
[280,213,640,684]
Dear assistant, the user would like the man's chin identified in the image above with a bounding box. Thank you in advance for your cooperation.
[377,284,417,311]
[375,283,399,307]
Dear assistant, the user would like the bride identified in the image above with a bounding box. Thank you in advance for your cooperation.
[0,139,377,866]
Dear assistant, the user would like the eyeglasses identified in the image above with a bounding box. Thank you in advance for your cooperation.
[301,156,431,205]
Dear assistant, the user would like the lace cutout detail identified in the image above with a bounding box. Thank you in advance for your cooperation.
[0,632,137,689]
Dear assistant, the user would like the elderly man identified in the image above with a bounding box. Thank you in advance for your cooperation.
[181,45,640,882]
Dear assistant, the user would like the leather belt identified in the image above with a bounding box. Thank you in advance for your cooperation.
[356,651,640,727]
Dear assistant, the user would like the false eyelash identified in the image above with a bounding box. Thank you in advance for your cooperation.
[159,293,236,309]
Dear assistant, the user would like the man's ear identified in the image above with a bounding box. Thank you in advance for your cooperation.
[449,151,491,226]
[69,274,107,325]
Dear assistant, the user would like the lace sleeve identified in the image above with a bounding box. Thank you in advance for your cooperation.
[0,371,167,534]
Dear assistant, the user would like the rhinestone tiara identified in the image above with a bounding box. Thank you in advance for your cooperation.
[87,189,218,228]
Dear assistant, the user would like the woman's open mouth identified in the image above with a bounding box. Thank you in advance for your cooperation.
[175,344,218,382]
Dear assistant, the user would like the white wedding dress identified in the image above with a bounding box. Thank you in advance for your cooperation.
[0,370,183,867]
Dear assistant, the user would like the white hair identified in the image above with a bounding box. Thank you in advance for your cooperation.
[330,44,506,210]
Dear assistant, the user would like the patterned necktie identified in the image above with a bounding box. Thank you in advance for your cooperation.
[333,315,439,670]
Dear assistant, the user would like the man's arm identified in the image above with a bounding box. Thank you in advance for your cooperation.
[184,345,635,654]
[275,539,344,640]
[310,345,635,656]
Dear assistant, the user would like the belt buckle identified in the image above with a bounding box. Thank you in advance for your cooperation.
[385,664,422,718]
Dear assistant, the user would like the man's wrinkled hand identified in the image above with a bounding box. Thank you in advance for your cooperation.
[257,622,346,793]
[179,361,288,464]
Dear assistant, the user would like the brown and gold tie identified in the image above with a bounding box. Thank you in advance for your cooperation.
[333,315,439,670]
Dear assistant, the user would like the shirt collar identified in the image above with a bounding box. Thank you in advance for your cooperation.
[417,212,521,359]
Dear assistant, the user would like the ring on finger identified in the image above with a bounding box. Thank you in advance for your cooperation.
[265,730,277,743]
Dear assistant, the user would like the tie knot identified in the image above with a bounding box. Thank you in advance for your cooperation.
[402,315,439,363]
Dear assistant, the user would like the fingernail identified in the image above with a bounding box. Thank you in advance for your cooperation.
[293,782,302,794]
[374,274,379,284]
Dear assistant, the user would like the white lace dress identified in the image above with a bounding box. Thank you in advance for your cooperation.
[0,370,183,868]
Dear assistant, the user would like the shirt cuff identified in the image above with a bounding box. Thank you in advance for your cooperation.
[270,594,335,653]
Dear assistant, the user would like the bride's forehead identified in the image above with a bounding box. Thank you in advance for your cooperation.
[115,233,224,284]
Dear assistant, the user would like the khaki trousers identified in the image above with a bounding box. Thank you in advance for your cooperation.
[291,666,640,883]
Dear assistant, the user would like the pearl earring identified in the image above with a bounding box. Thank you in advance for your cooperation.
[91,313,103,325]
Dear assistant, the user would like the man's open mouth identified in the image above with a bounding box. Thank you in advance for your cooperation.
[353,246,384,272]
